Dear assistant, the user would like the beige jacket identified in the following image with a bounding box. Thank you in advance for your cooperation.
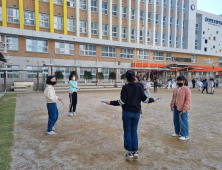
[44,85,58,103]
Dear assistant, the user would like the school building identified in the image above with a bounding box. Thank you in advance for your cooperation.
[0,0,222,91]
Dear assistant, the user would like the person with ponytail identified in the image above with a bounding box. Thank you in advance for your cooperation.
[170,75,191,140]
[105,70,157,159]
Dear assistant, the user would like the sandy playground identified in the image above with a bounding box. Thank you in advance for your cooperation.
[11,88,222,170]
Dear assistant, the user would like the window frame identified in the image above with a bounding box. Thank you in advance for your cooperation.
[131,8,135,20]
[80,44,97,56]
[138,50,149,60]
[121,48,133,59]
[112,25,117,38]
[148,12,151,23]
[131,29,135,40]
[122,27,127,39]
[122,6,127,19]
[91,0,97,12]
[102,24,108,36]
[163,16,166,26]
[80,0,87,10]
[55,41,74,55]
[101,46,116,58]
[80,20,87,33]
[91,22,98,35]
[39,13,49,28]
[162,34,165,44]
[166,52,171,62]
[24,10,35,26]
[156,14,159,25]
[140,11,144,22]
[102,2,108,15]
[153,51,164,61]
[26,38,48,53]
[191,55,196,63]
[54,15,63,30]
[112,4,118,17]
[67,18,75,32]
[67,0,75,8]
[7,7,19,24]
[54,0,62,5]
[155,33,158,43]
[0,34,19,51]
[140,30,143,41]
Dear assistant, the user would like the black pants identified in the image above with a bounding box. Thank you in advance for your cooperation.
[216,84,218,88]
[69,92,77,112]
[202,87,208,93]
[154,86,157,92]
[192,83,195,88]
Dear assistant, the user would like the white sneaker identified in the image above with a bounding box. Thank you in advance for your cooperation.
[46,131,57,135]
[73,112,76,116]
[52,127,55,131]
[179,136,189,140]
[172,133,181,137]
[70,113,73,117]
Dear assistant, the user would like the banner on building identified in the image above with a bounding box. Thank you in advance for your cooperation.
[172,57,191,62]
[206,61,213,64]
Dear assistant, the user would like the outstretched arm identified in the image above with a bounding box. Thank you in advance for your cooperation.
[107,86,127,106]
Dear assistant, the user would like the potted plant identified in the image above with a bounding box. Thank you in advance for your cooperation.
[84,71,93,83]
[98,72,104,83]
[109,72,116,83]
[54,71,64,83]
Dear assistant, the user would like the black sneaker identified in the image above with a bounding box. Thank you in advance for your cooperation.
[125,151,133,159]
[133,150,139,158]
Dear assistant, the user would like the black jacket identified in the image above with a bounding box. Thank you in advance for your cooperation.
[154,81,158,87]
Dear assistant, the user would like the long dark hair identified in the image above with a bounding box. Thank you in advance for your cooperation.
[177,75,188,86]
[126,70,135,83]
[69,74,75,81]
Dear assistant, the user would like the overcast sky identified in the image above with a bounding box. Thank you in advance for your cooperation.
[197,0,222,15]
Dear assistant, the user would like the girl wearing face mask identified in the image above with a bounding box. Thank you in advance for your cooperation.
[69,74,80,117]
[170,75,191,140]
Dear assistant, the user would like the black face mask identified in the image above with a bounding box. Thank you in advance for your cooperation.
[177,83,183,87]
[49,81,57,85]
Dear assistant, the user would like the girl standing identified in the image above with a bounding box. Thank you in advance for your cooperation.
[170,75,191,140]
[106,70,156,159]
[69,74,80,116]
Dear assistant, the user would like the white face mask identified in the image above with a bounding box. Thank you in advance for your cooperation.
[73,77,75,81]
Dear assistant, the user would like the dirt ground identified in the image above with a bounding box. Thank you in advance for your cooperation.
[11,88,222,170]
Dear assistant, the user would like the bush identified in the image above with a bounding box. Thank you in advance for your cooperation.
[109,72,116,80]
[98,72,104,80]
[84,71,93,79]
[54,71,64,79]
[121,73,126,80]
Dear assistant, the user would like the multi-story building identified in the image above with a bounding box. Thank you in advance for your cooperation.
[0,0,222,90]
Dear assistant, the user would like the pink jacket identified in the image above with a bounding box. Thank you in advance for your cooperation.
[170,86,192,111]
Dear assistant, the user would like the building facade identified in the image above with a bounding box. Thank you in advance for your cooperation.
[0,0,222,90]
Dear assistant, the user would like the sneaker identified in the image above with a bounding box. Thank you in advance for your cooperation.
[52,127,55,131]
[70,113,73,117]
[179,136,189,140]
[46,131,57,135]
[125,151,133,159]
[133,150,139,158]
[172,133,181,137]
[73,112,76,116]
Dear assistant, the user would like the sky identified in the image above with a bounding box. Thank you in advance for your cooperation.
[197,0,222,15]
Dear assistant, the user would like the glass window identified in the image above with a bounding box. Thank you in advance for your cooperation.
[122,6,127,18]
[155,33,158,43]
[39,0,49,2]
[140,11,144,22]
[177,19,179,28]
[147,30,151,42]
[122,27,127,39]
[102,2,108,14]
[140,30,143,41]
[171,0,173,8]
[7,8,19,23]
[121,48,133,59]
[213,37,216,41]
[67,18,75,32]
[156,0,159,6]
[80,68,96,79]
[54,0,62,5]
[131,29,135,40]
[112,26,117,37]
[0,6,2,21]
[80,0,87,10]
[102,24,108,36]
[183,20,185,29]
[153,51,164,61]
[191,55,196,63]
[24,11,35,26]
[169,35,172,45]
[0,35,18,51]
[205,39,207,44]
[67,0,75,8]
[170,17,172,27]
[163,16,166,26]
[156,14,159,25]
[54,16,63,30]
[182,37,185,46]
[176,36,178,46]
[39,13,49,28]
[138,50,149,60]
[102,68,115,79]
[91,22,97,35]
[80,20,87,33]
[162,34,165,44]
[166,52,171,61]
[131,9,135,20]
[183,3,185,11]
[80,44,96,56]
[148,12,151,23]
[55,42,74,55]
[164,0,166,7]
[26,38,48,53]
[149,0,152,4]
[204,47,207,52]
[177,1,179,10]
[101,46,116,58]
[91,0,97,12]
[195,39,198,49]
[112,4,117,17]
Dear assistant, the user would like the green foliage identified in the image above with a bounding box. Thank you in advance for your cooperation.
[121,73,126,80]
[98,72,104,80]
[109,72,116,80]
[84,71,93,79]
[54,71,64,79]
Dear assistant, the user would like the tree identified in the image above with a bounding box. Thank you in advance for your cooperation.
[121,73,126,80]
[54,71,64,80]
[98,72,104,80]
[0,52,7,63]
[109,72,116,80]
[84,71,93,79]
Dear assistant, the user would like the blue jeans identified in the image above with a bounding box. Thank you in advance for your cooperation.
[122,110,140,151]
[173,106,189,137]
[47,103,59,132]
[145,89,151,97]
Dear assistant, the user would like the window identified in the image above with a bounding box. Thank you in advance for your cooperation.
[171,0,173,8]
[39,0,49,2]
[67,18,75,32]
[102,2,108,14]
[195,24,198,34]
[195,40,198,49]
[182,37,185,46]
[54,16,63,30]
[156,14,159,25]
[122,27,127,39]
[147,30,151,42]
[163,16,166,26]
[0,6,2,21]
[80,44,96,56]
[91,22,97,35]
[122,6,127,18]
[26,38,48,53]
[7,8,19,23]
[166,53,171,61]
[102,69,115,79]
[169,35,172,45]
[55,42,74,54]
[67,0,75,8]
[183,3,185,11]
[177,19,179,28]
[155,33,158,43]
[39,13,49,28]
[203,31,205,34]
[164,0,166,7]
[131,9,135,20]
[183,20,185,29]
[213,37,216,41]
[80,20,87,33]
[216,31,218,34]
[131,29,135,40]
[24,11,35,26]
[0,35,18,51]
[102,24,108,36]
[213,45,215,49]
[156,0,159,6]
[91,0,97,12]
[170,17,172,27]
[140,30,143,41]
[149,0,152,4]
[112,26,117,37]
[162,34,165,44]
[121,48,133,59]
[177,1,179,10]
[191,55,196,63]
[153,51,164,61]
[148,12,151,23]
[112,5,117,17]
[80,0,87,10]
[205,39,207,44]
[138,50,149,60]
[102,46,116,58]
[140,11,144,22]
[80,68,96,79]
[54,0,62,5]
[176,36,178,45]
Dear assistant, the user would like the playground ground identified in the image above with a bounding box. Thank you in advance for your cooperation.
[10,88,222,170]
